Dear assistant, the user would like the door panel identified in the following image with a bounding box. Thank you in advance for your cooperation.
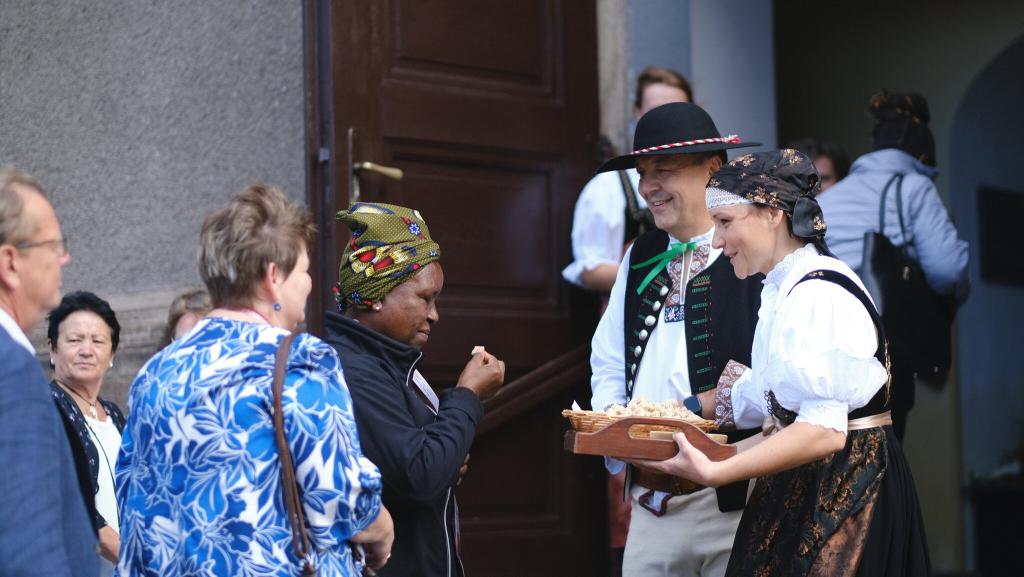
[392,0,553,88]
[383,144,569,384]
[310,1,606,574]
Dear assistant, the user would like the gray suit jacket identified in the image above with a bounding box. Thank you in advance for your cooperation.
[0,326,99,577]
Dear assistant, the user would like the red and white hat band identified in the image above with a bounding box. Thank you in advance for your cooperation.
[631,135,741,155]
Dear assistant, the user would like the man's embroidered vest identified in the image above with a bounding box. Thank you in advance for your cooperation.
[623,229,763,512]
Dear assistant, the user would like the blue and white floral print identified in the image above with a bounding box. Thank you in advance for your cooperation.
[115,318,382,577]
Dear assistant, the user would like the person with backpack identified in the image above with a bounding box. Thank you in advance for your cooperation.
[817,90,970,440]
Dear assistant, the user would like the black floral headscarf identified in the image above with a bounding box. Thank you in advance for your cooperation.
[706,149,833,255]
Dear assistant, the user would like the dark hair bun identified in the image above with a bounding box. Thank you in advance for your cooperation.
[868,90,931,125]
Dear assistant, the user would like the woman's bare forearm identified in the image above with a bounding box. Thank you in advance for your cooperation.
[707,422,846,486]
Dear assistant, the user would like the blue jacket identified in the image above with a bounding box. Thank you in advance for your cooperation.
[0,326,99,577]
[818,148,970,303]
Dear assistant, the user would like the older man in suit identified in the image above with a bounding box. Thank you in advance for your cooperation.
[0,166,98,577]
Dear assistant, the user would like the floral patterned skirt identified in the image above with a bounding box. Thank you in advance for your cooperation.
[726,426,931,577]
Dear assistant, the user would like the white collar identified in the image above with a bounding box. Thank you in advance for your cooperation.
[0,306,36,355]
[668,226,715,247]
[765,243,819,288]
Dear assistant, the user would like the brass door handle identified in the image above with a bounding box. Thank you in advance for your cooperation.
[353,161,403,181]
[351,162,403,202]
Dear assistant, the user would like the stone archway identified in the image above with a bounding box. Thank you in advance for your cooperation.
[949,32,1024,574]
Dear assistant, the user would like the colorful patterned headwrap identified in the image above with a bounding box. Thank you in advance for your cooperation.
[706,149,829,243]
[335,202,441,311]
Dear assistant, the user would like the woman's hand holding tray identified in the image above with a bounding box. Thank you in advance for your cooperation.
[563,415,737,462]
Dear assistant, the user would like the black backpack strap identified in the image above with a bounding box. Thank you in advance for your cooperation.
[619,170,655,242]
[893,174,910,253]
[619,169,637,210]
[620,170,639,242]
[878,173,909,253]
[877,174,898,231]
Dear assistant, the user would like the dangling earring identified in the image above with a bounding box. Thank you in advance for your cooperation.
[273,303,282,311]
[49,359,55,368]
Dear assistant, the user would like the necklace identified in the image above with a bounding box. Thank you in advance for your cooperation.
[212,307,273,326]
[60,381,100,420]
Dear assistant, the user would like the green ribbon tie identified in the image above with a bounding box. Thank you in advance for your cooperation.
[631,241,697,295]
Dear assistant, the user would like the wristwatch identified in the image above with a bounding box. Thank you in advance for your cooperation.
[682,395,703,417]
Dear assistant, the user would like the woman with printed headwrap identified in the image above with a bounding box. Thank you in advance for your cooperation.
[634,151,930,576]
[323,202,506,577]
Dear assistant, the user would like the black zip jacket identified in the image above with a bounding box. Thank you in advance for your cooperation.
[324,312,482,577]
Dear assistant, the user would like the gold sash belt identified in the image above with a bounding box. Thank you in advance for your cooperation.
[763,410,892,436]
[846,410,892,431]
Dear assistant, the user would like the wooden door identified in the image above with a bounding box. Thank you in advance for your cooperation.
[305,1,607,575]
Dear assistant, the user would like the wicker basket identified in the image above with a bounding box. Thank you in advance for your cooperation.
[561,410,716,437]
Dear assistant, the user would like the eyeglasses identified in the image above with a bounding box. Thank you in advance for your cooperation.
[15,237,70,257]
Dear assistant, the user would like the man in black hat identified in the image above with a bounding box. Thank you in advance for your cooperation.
[562,66,693,295]
[589,102,762,577]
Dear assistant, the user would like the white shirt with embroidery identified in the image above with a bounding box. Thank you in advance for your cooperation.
[590,228,720,472]
[728,244,889,434]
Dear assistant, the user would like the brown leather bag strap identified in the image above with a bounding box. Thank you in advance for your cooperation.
[272,331,318,576]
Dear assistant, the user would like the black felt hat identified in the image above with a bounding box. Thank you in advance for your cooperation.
[597,102,760,173]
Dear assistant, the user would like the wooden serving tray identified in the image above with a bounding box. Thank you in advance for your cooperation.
[564,416,737,461]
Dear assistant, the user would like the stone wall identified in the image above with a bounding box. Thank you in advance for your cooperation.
[2,0,306,409]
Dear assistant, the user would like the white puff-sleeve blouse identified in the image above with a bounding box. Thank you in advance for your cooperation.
[727,244,889,434]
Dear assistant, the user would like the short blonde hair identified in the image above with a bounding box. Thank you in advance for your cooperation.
[0,165,46,246]
[198,183,315,308]
[163,287,212,344]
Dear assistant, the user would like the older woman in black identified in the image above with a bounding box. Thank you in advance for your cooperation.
[324,202,506,577]
[47,291,125,574]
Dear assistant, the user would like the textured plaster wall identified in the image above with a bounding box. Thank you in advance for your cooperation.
[1,0,305,406]
[0,0,306,297]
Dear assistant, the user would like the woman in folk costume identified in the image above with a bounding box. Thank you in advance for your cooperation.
[638,150,931,576]
[324,202,506,577]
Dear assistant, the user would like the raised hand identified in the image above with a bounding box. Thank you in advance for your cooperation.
[456,350,505,400]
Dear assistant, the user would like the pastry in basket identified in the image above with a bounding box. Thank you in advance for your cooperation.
[562,396,716,434]
[605,396,709,421]
[562,396,732,463]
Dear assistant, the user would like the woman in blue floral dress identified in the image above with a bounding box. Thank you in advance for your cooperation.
[116,184,393,577]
